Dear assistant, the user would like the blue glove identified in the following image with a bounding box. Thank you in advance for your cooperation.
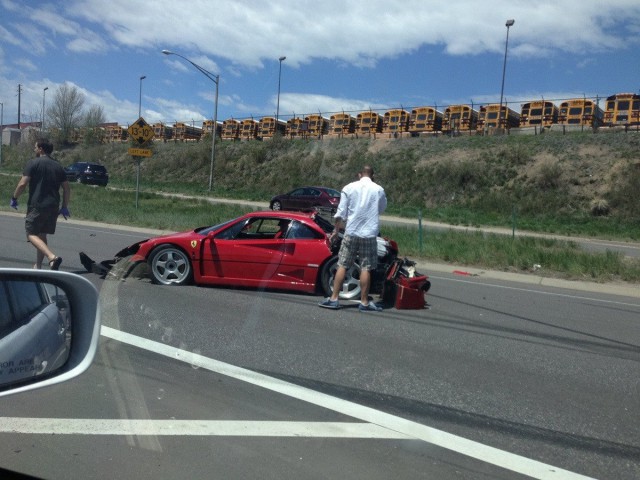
[10,197,18,209]
[59,206,70,219]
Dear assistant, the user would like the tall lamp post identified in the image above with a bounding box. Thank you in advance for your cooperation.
[162,49,219,191]
[138,76,146,118]
[42,87,48,133]
[276,56,286,133]
[498,19,515,130]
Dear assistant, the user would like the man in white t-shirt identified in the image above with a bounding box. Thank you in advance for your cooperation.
[319,165,387,312]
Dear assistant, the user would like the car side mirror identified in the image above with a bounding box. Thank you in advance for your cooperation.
[0,269,101,398]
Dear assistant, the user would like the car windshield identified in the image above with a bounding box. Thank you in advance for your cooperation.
[325,188,341,198]
[192,218,235,236]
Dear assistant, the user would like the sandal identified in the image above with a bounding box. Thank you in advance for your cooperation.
[49,257,62,270]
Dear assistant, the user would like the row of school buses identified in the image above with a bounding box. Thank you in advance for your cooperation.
[98,92,639,143]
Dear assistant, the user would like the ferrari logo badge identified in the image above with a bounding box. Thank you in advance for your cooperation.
[191,240,198,248]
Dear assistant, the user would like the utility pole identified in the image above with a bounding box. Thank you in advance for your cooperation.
[42,87,48,132]
[17,84,22,129]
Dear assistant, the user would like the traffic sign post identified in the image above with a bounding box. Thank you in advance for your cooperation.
[127,147,152,157]
[128,117,155,144]
[128,117,155,209]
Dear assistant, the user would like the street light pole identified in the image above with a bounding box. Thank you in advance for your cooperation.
[276,56,286,134]
[42,87,48,133]
[139,76,146,118]
[498,19,515,130]
[162,49,219,191]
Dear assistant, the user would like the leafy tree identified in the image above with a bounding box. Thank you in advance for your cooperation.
[47,83,85,146]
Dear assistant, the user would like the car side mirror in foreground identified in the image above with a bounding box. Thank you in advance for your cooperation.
[0,269,100,398]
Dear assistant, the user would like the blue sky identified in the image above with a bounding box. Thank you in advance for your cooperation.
[1,0,639,127]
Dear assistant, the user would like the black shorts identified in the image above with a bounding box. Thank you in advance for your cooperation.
[25,206,59,236]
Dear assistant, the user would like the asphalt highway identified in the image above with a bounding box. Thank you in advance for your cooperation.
[1,212,639,479]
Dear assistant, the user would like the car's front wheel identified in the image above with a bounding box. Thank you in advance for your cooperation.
[149,245,193,285]
[271,200,282,211]
[320,256,361,300]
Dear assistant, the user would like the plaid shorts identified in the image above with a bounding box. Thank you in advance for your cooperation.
[337,235,378,271]
[25,206,59,235]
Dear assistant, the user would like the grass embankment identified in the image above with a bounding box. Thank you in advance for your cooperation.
[1,175,638,283]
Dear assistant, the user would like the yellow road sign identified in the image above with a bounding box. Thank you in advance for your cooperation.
[128,117,155,145]
[128,147,152,157]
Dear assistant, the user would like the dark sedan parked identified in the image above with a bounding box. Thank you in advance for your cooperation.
[270,186,340,213]
[64,162,109,186]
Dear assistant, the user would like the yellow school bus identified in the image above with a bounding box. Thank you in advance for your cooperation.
[477,104,520,131]
[329,113,356,135]
[442,105,478,134]
[408,107,443,134]
[202,120,221,138]
[172,122,202,141]
[355,111,383,135]
[382,109,410,134]
[105,125,128,142]
[152,122,174,142]
[603,93,640,127]
[305,115,330,137]
[240,119,259,140]
[286,117,309,138]
[221,119,241,140]
[520,101,558,128]
[557,99,603,127]
[258,117,286,139]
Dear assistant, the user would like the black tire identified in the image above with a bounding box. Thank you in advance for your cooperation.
[271,200,282,211]
[320,256,362,300]
[149,245,193,285]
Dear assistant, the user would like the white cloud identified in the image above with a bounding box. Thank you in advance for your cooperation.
[67,31,110,53]
[63,0,640,69]
[275,93,389,117]
[13,58,38,72]
[0,24,21,47]
[3,0,639,125]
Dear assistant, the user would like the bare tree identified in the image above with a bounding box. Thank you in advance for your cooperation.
[84,105,106,127]
[47,83,85,145]
[83,105,107,144]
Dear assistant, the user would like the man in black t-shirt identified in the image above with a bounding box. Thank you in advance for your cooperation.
[11,139,71,270]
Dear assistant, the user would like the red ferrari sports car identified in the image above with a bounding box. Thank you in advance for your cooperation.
[100,210,398,300]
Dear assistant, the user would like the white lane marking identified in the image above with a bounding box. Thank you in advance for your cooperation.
[82,326,592,479]
[0,418,410,438]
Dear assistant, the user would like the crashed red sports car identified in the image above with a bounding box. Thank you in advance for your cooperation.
[93,210,399,300]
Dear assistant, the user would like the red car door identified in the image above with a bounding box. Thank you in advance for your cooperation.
[200,218,286,286]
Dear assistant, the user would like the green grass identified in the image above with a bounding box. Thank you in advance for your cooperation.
[387,226,640,283]
[4,133,640,243]
[2,174,638,283]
